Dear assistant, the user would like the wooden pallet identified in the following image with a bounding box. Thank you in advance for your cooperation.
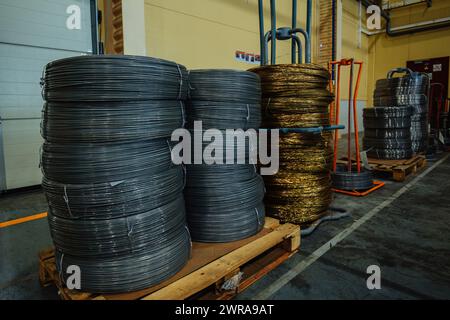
[39,217,300,300]
[338,155,427,182]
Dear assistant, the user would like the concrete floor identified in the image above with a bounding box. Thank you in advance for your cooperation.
[1,154,450,300]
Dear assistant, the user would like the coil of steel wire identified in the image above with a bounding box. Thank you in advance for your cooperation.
[250,64,333,225]
[375,73,429,92]
[331,165,374,191]
[43,55,189,101]
[186,101,261,129]
[188,69,261,103]
[367,148,413,160]
[41,139,176,184]
[363,107,412,129]
[363,106,413,159]
[364,128,411,139]
[41,55,190,293]
[42,101,185,143]
[363,137,412,149]
[43,166,185,220]
[184,164,265,242]
[55,225,191,293]
[373,94,428,109]
[184,69,265,242]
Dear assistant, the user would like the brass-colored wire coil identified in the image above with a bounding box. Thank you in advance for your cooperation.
[250,64,334,225]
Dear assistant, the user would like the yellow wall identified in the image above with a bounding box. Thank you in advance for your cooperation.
[367,0,450,105]
[143,0,319,70]
[340,0,370,101]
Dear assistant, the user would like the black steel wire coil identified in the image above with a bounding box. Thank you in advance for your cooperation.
[184,164,266,242]
[331,165,374,191]
[41,139,174,184]
[43,166,185,220]
[364,128,411,139]
[373,94,428,107]
[43,55,189,101]
[42,101,185,143]
[363,137,412,149]
[364,117,412,129]
[55,225,191,293]
[375,75,429,91]
[363,106,413,118]
[48,196,187,258]
[186,101,261,129]
[367,148,413,160]
[374,84,428,96]
[188,69,261,103]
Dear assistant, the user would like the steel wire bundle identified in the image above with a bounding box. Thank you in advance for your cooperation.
[363,106,414,159]
[184,69,266,242]
[41,55,191,293]
[373,70,429,153]
[42,100,185,143]
[184,164,266,242]
[250,64,334,225]
[43,55,189,101]
[265,133,332,224]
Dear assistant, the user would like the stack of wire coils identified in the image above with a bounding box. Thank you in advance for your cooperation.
[41,55,191,293]
[373,68,429,153]
[363,106,414,160]
[184,70,266,242]
[251,64,334,225]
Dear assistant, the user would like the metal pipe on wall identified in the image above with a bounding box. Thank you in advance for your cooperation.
[291,0,297,64]
[258,0,265,66]
[270,0,277,65]
[306,0,312,38]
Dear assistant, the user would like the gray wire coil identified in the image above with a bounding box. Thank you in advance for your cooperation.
[367,148,413,160]
[55,225,191,293]
[42,101,185,143]
[42,54,191,293]
[364,128,411,139]
[331,165,374,191]
[188,69,261,103]
[184,164,265,242]
[186,101,261,130]
[43,55,189,101]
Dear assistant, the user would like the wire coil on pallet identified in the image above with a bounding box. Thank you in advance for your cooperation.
[41,55,191,293]
[184,164,265,242]
[55,225,191,293]
[184,69,265,243]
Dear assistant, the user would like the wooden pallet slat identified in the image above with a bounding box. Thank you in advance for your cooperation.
[338,155,427,182]
[38,217,300,300]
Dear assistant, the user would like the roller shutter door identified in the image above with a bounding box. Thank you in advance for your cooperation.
[0,0,96,190]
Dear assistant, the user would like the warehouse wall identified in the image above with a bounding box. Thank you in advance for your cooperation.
[142,0,319,69]
[367,0,450,105]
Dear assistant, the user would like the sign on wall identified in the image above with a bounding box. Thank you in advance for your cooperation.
[235,51,260,65]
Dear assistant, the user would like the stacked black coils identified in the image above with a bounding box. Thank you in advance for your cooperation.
[373,69,429,153]
[363,106,413,160]
[41,55,191,293]
[251,64,334,225]
[184,70,265,242]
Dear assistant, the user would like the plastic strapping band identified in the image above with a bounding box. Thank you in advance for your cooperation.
[176,64,183,100]
[126,216,134,252]
[167,139,174,167]
[184,225,193,258]
[255,208,262,227]
[180,101,186,128]
[58,252,65,285]
[40,64,46,100]
[266,98,271,114]
[182,164,187,189]
[63,185,73,217]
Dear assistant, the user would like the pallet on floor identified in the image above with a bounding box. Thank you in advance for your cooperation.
[338,154,427,182]
[38,217,300,300]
